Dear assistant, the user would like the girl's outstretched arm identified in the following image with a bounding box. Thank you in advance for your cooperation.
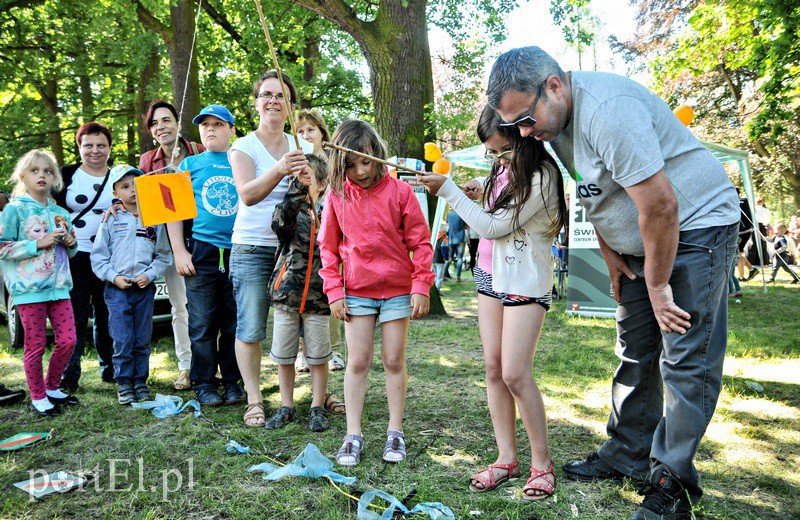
[318,190,346,304]
[421,171,552,240]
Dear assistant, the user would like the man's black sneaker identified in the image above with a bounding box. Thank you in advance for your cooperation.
[0,384,26,406]
[563,452,627,482]
[744,268,759,281]
[628,467,693,520]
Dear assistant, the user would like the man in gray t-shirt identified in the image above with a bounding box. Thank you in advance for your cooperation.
[488,46,738,520]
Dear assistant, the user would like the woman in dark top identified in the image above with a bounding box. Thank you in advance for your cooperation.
[55,122,115,393]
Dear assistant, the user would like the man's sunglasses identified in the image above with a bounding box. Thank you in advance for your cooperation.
[499,79,548,128]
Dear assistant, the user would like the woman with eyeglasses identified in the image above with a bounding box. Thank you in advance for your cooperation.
[228,70,313,426]
[417,105,566,501]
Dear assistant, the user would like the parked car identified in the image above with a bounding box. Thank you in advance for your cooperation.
[0,274,173,349]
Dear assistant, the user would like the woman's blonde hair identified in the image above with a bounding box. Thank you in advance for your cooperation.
[297,109,331,145]
[10,149,63,198]
[327,120,387,198]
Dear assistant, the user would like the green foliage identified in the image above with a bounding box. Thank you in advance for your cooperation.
[618,0,800,209]
[0,0,370,186]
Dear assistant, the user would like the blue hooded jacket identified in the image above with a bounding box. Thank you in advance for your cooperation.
[0,194,77,304]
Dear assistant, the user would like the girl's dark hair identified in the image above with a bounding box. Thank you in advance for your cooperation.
[327,119,387,198]
[477,105,566,239]
[144,100,179,128]
[253,70,298,105]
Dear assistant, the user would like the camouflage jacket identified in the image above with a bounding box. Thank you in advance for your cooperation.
[270,178,329,315]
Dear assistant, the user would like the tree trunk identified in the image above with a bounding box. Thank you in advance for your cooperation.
[301,34,319,109]
[79,74,94,122]
[39,79,64,164]
[137,47,161,155]
[168,0,201,142]
[365,0,433,158]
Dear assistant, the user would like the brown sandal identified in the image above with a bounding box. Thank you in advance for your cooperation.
[173,370,192,391]
[243,403,266,427]
[324,392,346,415]
[522,460,556,501]
[469,460,520,492]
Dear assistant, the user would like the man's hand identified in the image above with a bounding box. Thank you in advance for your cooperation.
[415,172,447,195]
[174,249,196,276]
[600,247,637,303]
[133,273,151,288]
[648,284,691,334]
[330,298,350,322]
[410,294,430,320]
[114,275,133,289]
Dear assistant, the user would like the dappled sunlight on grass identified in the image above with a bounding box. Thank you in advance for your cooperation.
[724,357,800,385]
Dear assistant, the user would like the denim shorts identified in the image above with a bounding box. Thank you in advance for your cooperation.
[230,243,277,343]
[345,294,412,323]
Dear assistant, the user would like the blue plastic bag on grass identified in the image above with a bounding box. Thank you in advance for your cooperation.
[357,489,454,520]
[248,443,356,485]
[130,394,201,419]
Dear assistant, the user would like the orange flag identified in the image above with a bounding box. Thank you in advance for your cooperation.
[135,172,198,226]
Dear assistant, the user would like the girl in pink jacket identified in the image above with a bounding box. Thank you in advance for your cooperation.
[318,120,434,466]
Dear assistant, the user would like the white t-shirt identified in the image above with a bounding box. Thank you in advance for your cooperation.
[65,167,114,252]
[229,132,313,247]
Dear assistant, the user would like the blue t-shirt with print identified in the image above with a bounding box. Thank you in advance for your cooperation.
[179,151,239,249]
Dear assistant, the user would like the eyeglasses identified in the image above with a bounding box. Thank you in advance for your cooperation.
[257,91,285,101]
[484,149,513,164]
[500,79,547,128]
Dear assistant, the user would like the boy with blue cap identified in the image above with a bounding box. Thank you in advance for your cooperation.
[167,104,244,408]
[91,165,172,404]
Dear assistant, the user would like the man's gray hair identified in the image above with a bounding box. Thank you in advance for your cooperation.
[486,46,566,108]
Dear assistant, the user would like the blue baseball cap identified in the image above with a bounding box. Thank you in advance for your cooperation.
[192,104,235,125]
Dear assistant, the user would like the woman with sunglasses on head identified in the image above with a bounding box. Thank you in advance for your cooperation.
[417,105,566,501]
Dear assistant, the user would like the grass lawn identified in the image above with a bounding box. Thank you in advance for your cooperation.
[1,272,798,519]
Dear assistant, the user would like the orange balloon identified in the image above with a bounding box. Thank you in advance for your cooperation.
[673,105,694,126]
[432,158,451,175]
[424,142,443,162]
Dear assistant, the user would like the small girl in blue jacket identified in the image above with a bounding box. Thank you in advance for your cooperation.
[0,149,79,417]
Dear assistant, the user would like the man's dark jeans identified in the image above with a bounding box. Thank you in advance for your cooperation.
[597,223,738,502]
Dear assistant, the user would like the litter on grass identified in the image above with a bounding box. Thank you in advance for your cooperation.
[13,470,87,499]
[249,443,356,485]
[0,431,51,451]
[226,440,252,454]
[249,444,454,520]
[130,394,200,418]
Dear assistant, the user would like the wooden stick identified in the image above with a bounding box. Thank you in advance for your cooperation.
[254,0,300,151]
[254,0,318,208]
[322,142,423,175]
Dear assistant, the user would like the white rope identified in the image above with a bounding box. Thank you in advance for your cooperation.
[147,0,204,176]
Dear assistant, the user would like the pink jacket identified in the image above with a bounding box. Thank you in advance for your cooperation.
[319,174,434,303]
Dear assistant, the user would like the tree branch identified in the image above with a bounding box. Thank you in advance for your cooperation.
[134,0,173,45]
[291,0,369,45]
[202,0,246,49]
